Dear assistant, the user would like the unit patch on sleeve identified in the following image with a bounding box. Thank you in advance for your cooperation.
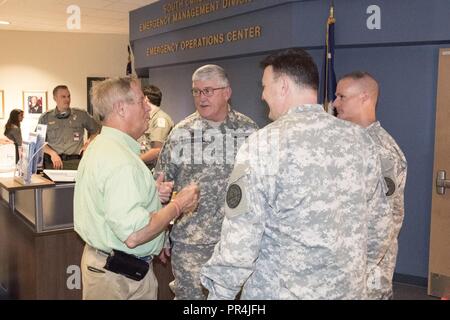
[225,163,249,218]
[226,184,242,209]
[157,118,166,128]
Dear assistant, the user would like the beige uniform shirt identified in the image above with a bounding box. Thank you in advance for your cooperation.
[38,108,100,155]
[138,107,174,168]
[140,107,174,145]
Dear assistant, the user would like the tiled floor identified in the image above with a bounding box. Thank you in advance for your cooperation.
[0,289,8,300]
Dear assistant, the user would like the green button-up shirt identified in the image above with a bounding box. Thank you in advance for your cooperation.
[74,126,164,257]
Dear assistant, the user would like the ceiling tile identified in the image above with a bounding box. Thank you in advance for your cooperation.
[0,0,158,34]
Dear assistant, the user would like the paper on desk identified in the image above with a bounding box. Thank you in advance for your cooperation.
[43,169,77,182]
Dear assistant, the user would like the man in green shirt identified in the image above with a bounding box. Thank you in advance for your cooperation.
[74,77,199,300]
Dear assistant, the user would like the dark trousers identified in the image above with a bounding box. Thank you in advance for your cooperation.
[43,154,81,170]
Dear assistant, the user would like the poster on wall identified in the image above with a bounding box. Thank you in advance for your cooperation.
[22,90,48,117]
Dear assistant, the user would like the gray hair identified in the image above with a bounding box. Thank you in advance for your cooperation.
[90,77,139,120]
[192,64,230,87]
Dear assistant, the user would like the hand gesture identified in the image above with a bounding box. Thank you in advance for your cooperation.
[158,247,171,264]
[156,173,174,204]
[174,183,200,216]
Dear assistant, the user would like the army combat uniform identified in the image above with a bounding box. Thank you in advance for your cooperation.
[154,108,258,300]
[38,108,100,169]
[366,121,407,299]
[200,104,392,300]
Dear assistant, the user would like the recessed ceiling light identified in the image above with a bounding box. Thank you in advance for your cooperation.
[0,20,10,25]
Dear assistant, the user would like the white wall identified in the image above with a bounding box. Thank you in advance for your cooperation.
[0,30,129,139]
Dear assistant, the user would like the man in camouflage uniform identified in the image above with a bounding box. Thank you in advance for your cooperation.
[333,71,407,299]
[154,64,258,300]
[200,48,392,299]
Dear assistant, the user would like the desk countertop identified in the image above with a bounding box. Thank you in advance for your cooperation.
[0,174,55,191]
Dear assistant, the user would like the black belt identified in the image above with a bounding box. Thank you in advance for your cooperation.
[59,154,81,161]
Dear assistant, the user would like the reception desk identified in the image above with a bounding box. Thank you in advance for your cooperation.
[0,175,174,300]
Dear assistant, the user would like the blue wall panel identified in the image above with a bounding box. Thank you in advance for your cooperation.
[333,45,441,277]
[132,0,450,279]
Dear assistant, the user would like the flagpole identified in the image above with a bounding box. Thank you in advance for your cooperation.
[324,1,335,113]
[324,14,329,112]
[127,45,133,76]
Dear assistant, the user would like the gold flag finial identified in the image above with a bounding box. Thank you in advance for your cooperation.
[328,4,336,24]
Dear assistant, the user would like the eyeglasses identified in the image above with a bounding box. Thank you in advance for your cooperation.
[191,86,227,97]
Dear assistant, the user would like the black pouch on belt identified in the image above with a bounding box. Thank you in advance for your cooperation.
[104,250,149,281]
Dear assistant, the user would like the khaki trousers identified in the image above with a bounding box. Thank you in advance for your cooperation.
[81,244,158,300]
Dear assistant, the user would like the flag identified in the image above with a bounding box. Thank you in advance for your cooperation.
[126,45,132,76]
[320,1,337,114]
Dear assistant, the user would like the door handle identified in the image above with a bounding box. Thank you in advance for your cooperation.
[436,170,450,195]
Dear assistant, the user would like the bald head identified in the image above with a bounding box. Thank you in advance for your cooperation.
[333,71,379,127]
[342,71,379,103]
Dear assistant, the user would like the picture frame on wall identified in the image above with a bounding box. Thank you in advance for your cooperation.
[22,90,48,117]
[0,90,4,119]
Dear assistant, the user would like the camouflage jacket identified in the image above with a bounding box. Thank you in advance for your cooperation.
[154,109,258,245]
[366,121,407,299]
[201,104,392,299]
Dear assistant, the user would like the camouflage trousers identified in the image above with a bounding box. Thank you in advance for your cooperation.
[170,242,216,300]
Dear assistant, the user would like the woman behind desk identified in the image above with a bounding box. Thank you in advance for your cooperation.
[4,109,24,163]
